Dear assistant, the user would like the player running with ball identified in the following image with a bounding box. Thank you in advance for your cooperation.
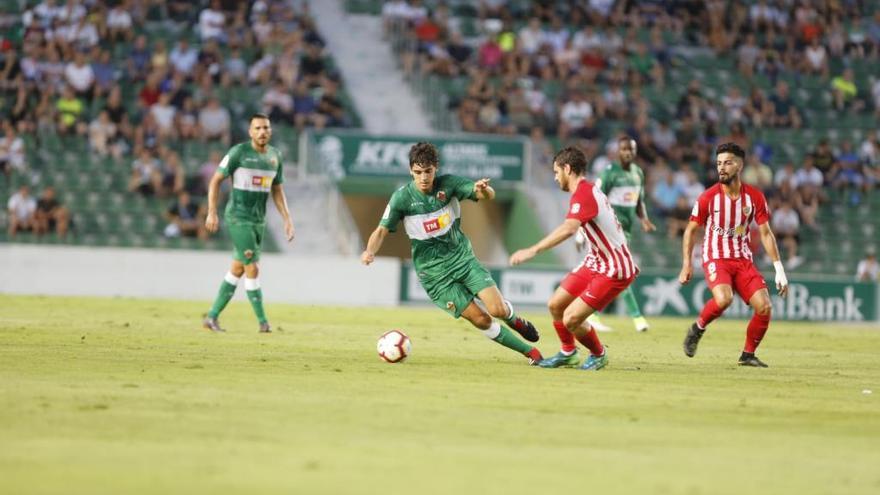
[510,147,639,371]
[361,142,543,365]
[679,142,789,367]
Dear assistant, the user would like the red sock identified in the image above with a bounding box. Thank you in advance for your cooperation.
[697,299,724,329]
[575,323,604,357]
[552,321,577,353]
[745,312,771,353]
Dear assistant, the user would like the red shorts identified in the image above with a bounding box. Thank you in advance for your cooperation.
[702,258,767,303]
[560,266,634,311]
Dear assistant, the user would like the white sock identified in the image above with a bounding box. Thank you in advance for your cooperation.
[224,272,241,285]
[481,321,501,340]
[244,277,260,291]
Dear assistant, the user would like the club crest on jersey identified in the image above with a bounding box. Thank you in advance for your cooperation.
[743,205,752,216]
[446,301,456,312]
[269,157,278,168]
[437,190,446,202]
[243,249,254,259]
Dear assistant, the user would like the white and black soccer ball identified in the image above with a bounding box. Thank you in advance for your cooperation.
[377,330,412,363]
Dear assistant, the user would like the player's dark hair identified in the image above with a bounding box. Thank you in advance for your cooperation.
[249,112,270,123]
[553,146,587,175]
[409,142,439,168]
[716,142,745,160]
[618,135,636,145]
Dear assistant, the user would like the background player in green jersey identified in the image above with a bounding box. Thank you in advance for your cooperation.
[361,142,543,365]
[584,136,656,332]
[202,113,295,333]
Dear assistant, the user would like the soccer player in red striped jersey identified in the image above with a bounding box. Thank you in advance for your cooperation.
[510,147,639,371]
[679,142,789,367]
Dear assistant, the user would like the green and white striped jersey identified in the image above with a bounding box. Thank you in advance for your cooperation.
[380,174,478,277]
[597,161,645,235]
[218,142,284,225]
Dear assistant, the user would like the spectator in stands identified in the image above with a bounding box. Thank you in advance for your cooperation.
[300,42,326,86]
[831,68,862,112]
[157,149,185,197]
[0,120,26,178]
[737,34,761,79]
[317,77,347,128]
[871,77,880,118]
[558,91,593,140]
[198,97,231,145]
[64,50,94,102]
[666,195,692,239]
[127,34,152,81]
[262,79,295,125]
[88,110,118,158]
[128,147,161,196]
[90,49,116,99]
[169,39,199,79]
[794,154,825,192]
[199,0,227,44]
[769,80,801,128]
[810,139,839,183]
[742,154,774,193]
[176,97,200,141]
[771,200,803,268]
[55,84,86,135]
[856,248,879,282]
[150,92,177,141]
[833,139,868,203]
[106,1,134,42]
[795,184,821,232]
[774,161,798,196]
[34,186,69,238]
[163,191,207,241]
[7,185,36,237]
[651,172,682,217]
[292,81,325,130]
[802,37,829,78]
[222,47,248,87]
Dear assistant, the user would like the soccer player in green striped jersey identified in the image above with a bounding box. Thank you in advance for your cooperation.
[361,142,543,365]
[203,113,295,333]
[584,136,656,332]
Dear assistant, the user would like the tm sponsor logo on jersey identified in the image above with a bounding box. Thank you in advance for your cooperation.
[423,213,451,233]
[252,176,272,187]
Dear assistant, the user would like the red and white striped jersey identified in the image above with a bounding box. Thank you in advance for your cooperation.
[690,183,770,263]
[567,179,639,279]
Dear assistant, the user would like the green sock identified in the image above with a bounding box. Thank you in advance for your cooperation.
[245,278,267,324]
[482,322,533,354]
[622,286,642,318]
[207,272,239,318]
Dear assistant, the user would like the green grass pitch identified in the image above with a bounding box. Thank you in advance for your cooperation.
[1,295,878,495]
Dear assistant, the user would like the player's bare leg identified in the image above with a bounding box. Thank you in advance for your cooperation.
[461,300,542,365]
[540,287,583,368]
[562,297,607,371]
[204,261,245,333]
[739,289,772,367]
[684,284,733,357]
[476,286,539,342]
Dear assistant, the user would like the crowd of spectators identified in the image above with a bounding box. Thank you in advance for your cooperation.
[0,0,352,241]
[385,0,880,268]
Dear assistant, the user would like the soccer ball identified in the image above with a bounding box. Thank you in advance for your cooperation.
[377,330,412,363]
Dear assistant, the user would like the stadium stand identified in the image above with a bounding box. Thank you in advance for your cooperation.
[0,0,360,252]
[347,0,879,276]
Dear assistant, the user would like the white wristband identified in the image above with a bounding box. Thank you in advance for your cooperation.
[773,261,785,273]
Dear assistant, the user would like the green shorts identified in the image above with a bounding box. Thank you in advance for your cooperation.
[420,258,496,318]
[228,222,265,265]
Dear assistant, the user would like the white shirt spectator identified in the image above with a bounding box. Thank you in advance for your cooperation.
[382,0,409,22]
[589,0,615,17]
[199,103,231,138]
[199,6,226,42]
[793,166,823,188]
[170,43,199,75]
[560,100,593,129]
[0,134,25,172]
[57,1,86,24]
[871,79,880,110]
[517,22,544,55]
[107,7,133,30]
[774,166,798,190]
[399,2,427,23]
[542,26,569,54]
[32,1,61,27]
[65,21,99,48]
[262,86,294,114]
[7,190,37,222]
[771,205,800,234]
[856,256,879,282]
[64,60,94,92]
[150,102,177,134]
[573,27,603,51]
[805,44,827,70]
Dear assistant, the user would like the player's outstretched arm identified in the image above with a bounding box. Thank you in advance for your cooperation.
[637,197,656,232]
[473,178,495,200]
[205,171,225,234]
[271,184,295,242]
[758,222,789,297]
[679,220,700,284]
[361,226,389,266]
[510,218,580,265]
